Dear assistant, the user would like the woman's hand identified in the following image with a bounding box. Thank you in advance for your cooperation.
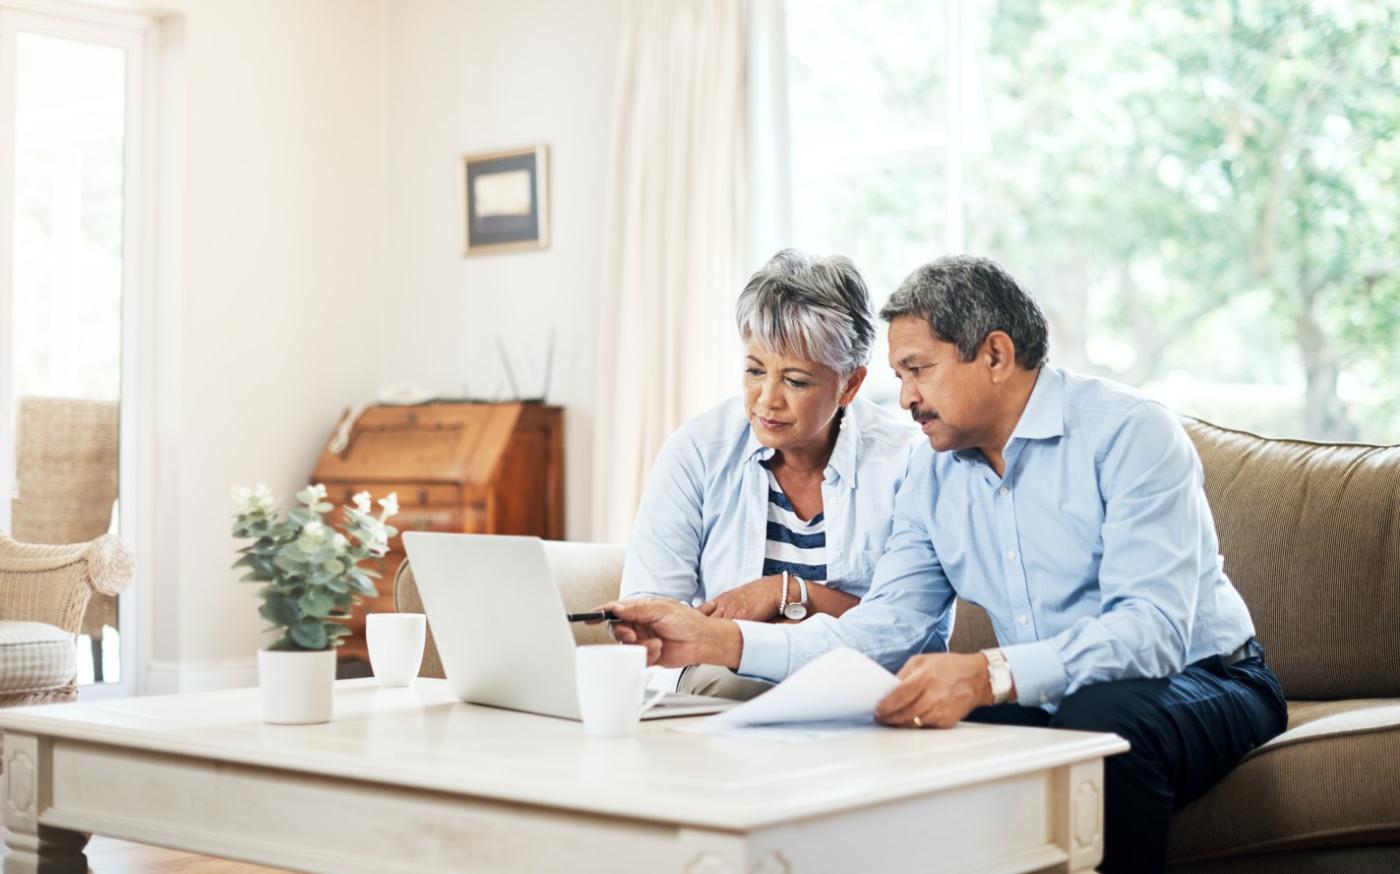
[698,575,783,621]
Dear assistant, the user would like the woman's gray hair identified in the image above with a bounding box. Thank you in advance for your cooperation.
[735,249,876,375]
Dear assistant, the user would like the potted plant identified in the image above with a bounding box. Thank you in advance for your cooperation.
[231,483,399,724]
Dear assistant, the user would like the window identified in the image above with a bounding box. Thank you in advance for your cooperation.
[0,4,156,692]
[787,0,1400,442]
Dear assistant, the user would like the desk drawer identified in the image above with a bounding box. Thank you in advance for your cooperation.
[324,482,462,509]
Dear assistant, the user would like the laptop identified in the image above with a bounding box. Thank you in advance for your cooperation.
[402,532,735,721]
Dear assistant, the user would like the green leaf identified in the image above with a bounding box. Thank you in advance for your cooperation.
[346,572,378,597]
[290,619,329,650]
[289,508,318,526]
[298,591,335,617]
[259,596,301,627]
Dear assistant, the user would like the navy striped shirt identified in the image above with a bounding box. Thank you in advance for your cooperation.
[760,463,827,583]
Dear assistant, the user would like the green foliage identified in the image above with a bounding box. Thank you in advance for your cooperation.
[788,0,1400,441]
[230,484,399,652]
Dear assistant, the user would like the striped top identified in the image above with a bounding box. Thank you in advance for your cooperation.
[760,462,828,583]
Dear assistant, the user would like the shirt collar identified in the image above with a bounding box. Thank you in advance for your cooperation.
[1008,366,1065,442]
[743,404,860,486]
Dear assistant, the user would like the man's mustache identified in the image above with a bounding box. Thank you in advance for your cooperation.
[911,406,937,424]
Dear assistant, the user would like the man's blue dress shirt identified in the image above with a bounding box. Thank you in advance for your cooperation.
[736,367,1255,708]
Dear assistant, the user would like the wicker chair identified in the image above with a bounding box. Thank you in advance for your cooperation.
[9,397,121,680]
[0,534,134,707]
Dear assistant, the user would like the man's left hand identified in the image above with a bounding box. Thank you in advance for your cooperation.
[875,653,993,729]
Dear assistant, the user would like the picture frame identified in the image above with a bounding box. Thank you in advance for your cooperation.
[462,145,549,256]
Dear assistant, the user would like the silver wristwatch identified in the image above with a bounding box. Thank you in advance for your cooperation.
[983,648,1013,705]
[782,575,809,620]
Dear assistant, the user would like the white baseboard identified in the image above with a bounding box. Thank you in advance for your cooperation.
[144,656,258,695]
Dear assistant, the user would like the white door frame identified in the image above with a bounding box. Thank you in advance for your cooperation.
[0,0,158,700]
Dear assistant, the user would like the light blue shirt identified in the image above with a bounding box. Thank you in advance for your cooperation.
[620,395,922,604]
[736,367,1256,708]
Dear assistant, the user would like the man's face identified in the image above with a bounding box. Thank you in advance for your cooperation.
[887,315,994,452]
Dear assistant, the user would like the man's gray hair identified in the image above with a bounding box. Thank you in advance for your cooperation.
[880,255,1049,369]
[736,249,876,375]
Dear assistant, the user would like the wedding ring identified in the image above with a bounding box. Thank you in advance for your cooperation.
[913,715,923,728]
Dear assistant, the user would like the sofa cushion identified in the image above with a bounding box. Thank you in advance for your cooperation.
[1168,698,1400,863]
[0,620,76,694]
[1183,419,1400,700]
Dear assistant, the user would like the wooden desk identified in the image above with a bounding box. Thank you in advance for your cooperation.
[0,680,1126,873]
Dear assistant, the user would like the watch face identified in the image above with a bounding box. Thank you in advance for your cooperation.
[783,603,808,620]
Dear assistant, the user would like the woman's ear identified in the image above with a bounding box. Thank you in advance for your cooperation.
[839,367,868,406]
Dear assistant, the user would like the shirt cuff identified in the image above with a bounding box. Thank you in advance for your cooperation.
[999,640,1068,708]
[733,620,790,683]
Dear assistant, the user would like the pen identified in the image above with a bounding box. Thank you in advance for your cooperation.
[566,610,619,623]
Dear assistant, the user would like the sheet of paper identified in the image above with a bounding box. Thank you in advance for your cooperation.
[701,647,899,728]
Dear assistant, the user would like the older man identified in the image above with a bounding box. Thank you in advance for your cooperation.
[607,255,1287,873]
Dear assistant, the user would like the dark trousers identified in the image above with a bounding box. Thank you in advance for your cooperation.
[966,642,1287,874]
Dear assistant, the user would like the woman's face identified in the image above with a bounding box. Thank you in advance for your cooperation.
[742,340,866,454]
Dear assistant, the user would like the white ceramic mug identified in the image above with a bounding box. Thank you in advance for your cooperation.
[575,644,666,737]
[366,613,427,687]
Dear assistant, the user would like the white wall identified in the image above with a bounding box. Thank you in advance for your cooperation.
[136,0,624,692]
[377,0,627,541]
[145,0,386,691]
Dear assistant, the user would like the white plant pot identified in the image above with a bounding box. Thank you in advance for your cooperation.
[258,648,336,725]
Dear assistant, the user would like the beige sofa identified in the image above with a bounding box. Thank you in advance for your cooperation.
[396,418,1400,872]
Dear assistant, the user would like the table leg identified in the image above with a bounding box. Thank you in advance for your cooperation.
[3,734,87,874]
[1052,759,1106,872]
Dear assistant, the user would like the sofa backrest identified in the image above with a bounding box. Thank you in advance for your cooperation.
[954,418,1400,701]
[1181,418,1400,699]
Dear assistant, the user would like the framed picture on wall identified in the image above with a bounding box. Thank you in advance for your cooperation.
[462,145,549,256]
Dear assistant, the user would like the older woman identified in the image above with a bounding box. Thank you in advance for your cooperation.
[620,249,921,699]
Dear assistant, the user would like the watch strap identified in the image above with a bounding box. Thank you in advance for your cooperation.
[983,647,1013,705]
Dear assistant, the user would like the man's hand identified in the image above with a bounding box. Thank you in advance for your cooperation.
[874,653,993,729]
[599,598,743,669]
[698,575,783,621]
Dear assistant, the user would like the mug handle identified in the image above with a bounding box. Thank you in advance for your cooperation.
[639,687,668,714]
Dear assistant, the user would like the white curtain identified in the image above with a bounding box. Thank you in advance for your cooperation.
[592,0,754,543]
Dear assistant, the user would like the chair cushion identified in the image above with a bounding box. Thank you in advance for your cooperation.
[1183,419,1400,699]
[1168,698,1400,862]
[0,620,77,694]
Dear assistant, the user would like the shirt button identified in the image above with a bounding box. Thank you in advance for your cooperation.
[999,486,1010,496]
[1017,615,1030,626]
[1006,550,1017,561]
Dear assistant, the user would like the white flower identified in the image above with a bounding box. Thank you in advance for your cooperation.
[232,485,252,511]
[297,519,329,552]
[352,491,372,514]
[233,484,278,516]
[377,492,399,520]
[332,532,350,551]
[297,483,328,507]
[250,484,277,515]
[360,516,391,556]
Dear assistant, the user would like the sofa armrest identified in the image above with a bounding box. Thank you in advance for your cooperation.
[0,533,134,636]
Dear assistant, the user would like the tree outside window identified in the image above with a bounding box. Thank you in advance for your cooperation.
[788,0,1399,443]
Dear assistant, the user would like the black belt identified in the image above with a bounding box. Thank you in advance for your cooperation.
[1220,637,1265,667]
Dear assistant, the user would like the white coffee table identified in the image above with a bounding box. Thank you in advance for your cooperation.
[0,679,1126,873]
